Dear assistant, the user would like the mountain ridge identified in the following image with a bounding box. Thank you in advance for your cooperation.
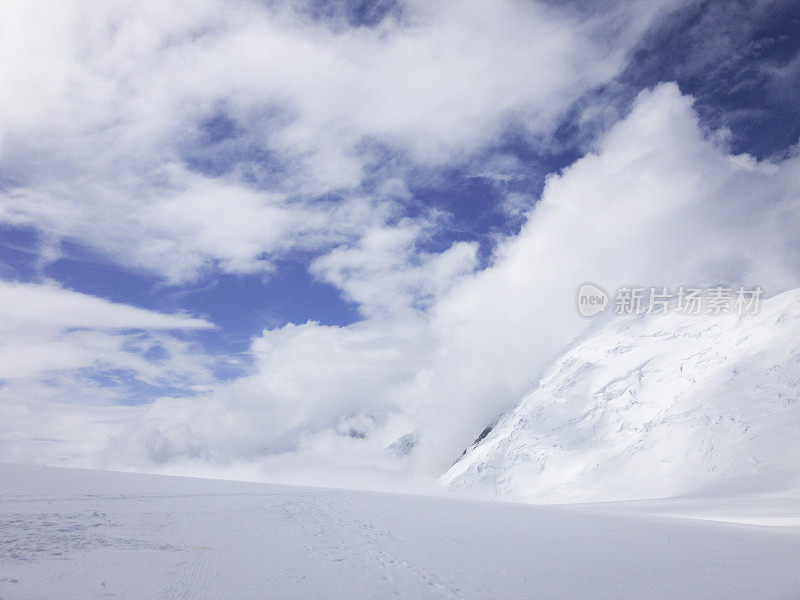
[443,288,800,503]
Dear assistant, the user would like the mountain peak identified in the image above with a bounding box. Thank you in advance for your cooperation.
[443,289,800,503]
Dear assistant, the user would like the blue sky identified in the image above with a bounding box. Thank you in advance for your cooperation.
[1,0,799,484]
[5,0,796,342]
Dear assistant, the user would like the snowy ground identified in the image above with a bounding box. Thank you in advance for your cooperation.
[1,464,798,599]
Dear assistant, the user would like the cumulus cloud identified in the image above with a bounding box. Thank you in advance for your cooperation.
[104,318,432,486]
[415,82,800,467]
[311,219,479,318]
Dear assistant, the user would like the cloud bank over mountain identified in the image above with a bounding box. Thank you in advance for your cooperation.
[1,1,799,491]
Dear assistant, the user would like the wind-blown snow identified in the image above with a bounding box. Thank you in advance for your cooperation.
[1,463,799,599]
[444,289,800,503]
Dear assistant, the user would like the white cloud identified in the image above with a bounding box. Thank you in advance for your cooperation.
[0,280,218,464]
[0,0,671,281]
[27,83,789,488]
[413,82,800,468]
[311,219,479,318]
[0,279,213,378]
[0,279,211,333]
[3,2,799,493]
[105,318,431,476]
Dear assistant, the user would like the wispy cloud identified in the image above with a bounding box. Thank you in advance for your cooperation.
[0,0,670,281]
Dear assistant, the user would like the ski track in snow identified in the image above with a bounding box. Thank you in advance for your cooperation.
[278,493,462,598]
[1,464,800,599]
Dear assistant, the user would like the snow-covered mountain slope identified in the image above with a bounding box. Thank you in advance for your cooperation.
[443,289,800,503]
[2,463,799,600]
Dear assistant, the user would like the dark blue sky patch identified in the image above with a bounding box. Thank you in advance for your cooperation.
[620,0,800,158]
[408,170,503,233]
[295,0,401,30]
[397,134,583,267]
[80,367,202,405]
[182,106,294,186]
[45,239,165,309]
[0,224,41,282]
[199,111,239,145]
[118,335,170,364]
[349,133,573,266]
[165,262,362,341]
[44,236,361,348]
[492,127,585,195]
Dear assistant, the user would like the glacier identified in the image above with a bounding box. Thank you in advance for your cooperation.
[3,292,800,598]
[443,289,800,504]
[2,463,799,599]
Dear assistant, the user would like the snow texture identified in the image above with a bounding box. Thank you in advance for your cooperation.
[1,463,799,599]
[445,289,800,503]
